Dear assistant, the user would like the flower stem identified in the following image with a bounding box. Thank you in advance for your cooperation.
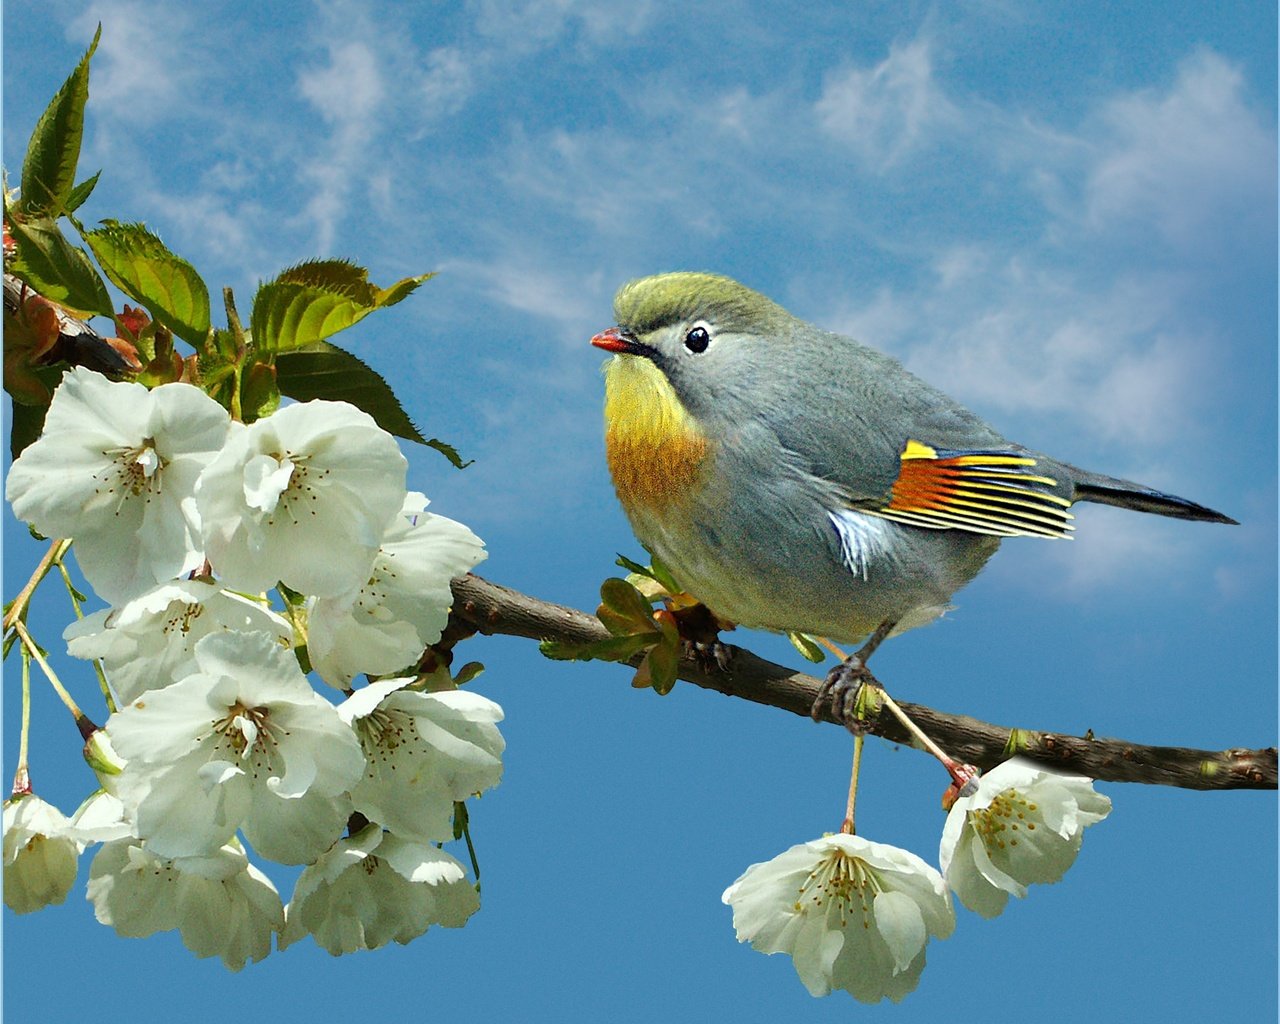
[815,633,978,797]
[455,801,481,890]
[3,538,72,632]
[875,687,978,796]
[12,619,96,739]
[840,732,865,835]
[13,648,33,796]
[56,554,116,714]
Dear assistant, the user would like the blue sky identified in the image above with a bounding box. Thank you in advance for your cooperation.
[3,2,1276,1020]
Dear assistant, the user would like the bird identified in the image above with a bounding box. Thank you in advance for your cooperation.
[590,271,1236,713]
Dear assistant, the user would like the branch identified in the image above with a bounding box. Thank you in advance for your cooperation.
[448,573,1276,791]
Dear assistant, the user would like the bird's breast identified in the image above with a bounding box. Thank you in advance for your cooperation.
[602,354,714,512]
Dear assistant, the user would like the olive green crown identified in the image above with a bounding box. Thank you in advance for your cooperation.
[612,272,789,335]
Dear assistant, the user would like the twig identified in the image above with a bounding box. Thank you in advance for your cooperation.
[447,573,1276,791]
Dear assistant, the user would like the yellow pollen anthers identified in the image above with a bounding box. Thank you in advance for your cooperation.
[969,788,1039,851]
[602,354,713,512]
[795,849,879,929]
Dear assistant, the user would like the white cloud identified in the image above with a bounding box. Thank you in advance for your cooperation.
[419,46,474,120]
[68,1,202,124]
[815,37,956,170]
[993,503,1198,597]
[1085,51,1276,249]
[469,0,655,49]
[295,38,387,253]
[818,258,1209,450]
[451,256,608,341]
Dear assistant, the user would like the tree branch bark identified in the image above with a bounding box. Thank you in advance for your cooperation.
[448,573,1277,791]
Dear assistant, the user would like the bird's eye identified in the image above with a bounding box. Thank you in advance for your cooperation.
[683,325,711,354]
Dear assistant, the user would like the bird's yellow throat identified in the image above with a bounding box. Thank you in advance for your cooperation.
[602,354,712,511]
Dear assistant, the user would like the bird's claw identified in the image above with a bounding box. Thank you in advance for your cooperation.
[811,655,880,733]
[682,638,734,674]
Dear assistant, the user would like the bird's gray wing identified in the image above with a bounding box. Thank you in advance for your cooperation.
[760,330,1076,539]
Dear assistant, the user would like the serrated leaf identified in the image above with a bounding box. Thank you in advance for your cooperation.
[275,339,425,442]
[787,631,827,664]
[19,26,99,217]
[599,577,656,625]
[424,437,471,470]
[5,214,113,317]
[276,258,379,303]
[250,264,432,353]
[376,274,430,308]
[538,632,659,663]
[65,170,101,213]
[84,221,211,345]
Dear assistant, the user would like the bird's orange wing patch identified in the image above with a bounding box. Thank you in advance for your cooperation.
[874,440,1075,539]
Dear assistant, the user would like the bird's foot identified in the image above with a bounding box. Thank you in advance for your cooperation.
[810,619,896,733]
[811,654,882,734]
[683,638,735,674]
[669,603,734,673]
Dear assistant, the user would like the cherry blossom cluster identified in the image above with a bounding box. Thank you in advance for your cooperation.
[3,367,502,968]
[721,759,1111,1003]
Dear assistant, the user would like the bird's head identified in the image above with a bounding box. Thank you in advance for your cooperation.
[591,272,792,425]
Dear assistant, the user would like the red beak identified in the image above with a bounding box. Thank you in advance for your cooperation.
[591,327,632,353]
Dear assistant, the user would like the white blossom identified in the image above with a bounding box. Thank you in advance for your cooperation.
[3,794,82,914]
[309,492,486,685]
[722,834,954,1003]
[280,823,479,955]
[939,758,1112,918]
[87,837,283,970]
[106,630,365,864]
[5,368,231,603]
[195,400,407,598]
[339,677,504,843]
[65,579,293,705]
[66,790,133,845]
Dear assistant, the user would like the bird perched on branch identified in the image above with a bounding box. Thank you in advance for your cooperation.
[590,272,1235,711]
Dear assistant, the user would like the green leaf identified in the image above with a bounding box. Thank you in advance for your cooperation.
[64,170,101,213]
[19,25,99,216]
[8,401,48,459]
[648,553,683,595]
[422,437,470,469]
[452,661,485,686]
[5,214,113,317]
[644,638,681,695]
[274,258,379,302]
[84,221,211,345]
[787,631,827,664]
[240,361,280,423]
[376,274,429,308]
[250,261,433,353]
[275,340,467,464]
[599,577,656,625]
[597,604,645,637]
[615,553,652,578]
[538,632,659,663]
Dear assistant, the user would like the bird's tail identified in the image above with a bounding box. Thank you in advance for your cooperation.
[1064,464,1237,524]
